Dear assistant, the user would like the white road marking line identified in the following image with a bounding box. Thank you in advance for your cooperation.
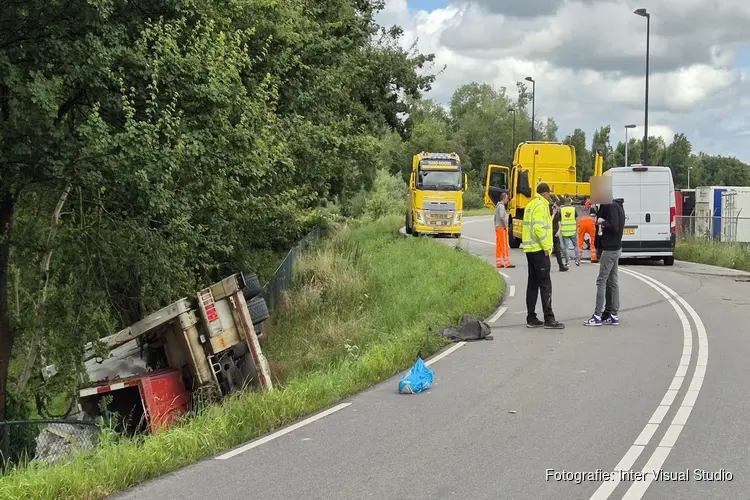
[589,268,693,500]
[498,270,510,279]
[462,216,493,225]
[618,269,708,500]
[424,342,466,367]
[461,235,494,246]
[509,285,515,297]
[488,306,507,323]
[216,402,352,460]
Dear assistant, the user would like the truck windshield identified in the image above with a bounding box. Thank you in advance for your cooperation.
[418,170,462,191]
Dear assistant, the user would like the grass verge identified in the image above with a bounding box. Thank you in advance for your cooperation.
[0,216,503,500]
[675,238,750,272]
[464,207,493,217]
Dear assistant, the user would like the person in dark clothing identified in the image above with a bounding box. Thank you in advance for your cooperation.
[523,183,564,330]
[584,198,626,326]
[551,202,569,272]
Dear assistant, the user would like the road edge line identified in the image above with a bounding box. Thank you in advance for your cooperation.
[588,269,694,499]
[619,269,708,500]
[215,402,352,460]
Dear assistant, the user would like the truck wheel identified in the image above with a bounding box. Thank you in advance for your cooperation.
[663,256,675,266]
[452,233,461,239]
[405,212,413,234]
[246,296,270,324]
[242,272,263,300]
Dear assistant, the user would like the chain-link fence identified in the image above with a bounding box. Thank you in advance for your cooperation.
[0,419,100,472]
[676,215,750,243]
[263,225,325,312]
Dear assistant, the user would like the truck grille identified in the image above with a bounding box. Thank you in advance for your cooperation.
[422,201,456,227]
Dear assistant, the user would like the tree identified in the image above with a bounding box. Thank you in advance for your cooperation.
[613,138,642,168]
[544,117,559,141]
[665,133,693,188]
[563,129,592,181]
[0,0,437,419]
[592,126,615,172]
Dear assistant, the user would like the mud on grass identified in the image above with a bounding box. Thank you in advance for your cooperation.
[0,216,503,500]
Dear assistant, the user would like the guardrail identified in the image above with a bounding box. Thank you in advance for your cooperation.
[0,419,100,472]
[676,215,750,243]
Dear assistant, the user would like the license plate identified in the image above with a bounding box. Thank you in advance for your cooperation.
[623,228,636,235]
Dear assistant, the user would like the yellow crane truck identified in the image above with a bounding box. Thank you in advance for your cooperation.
[406,151,468,238]
[484,142,603,247]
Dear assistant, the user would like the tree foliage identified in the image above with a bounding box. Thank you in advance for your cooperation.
[0,0,436,419]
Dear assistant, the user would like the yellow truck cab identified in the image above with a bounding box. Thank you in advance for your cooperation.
[406,151,467,238]
[483,142,601,247]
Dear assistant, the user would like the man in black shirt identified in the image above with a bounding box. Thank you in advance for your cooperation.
[584,198,625,326]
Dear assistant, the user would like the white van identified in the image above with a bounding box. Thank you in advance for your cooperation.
[603,165,676,265]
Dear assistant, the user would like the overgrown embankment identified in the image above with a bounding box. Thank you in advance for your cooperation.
[0,217,503,500]
[675,238,750,272]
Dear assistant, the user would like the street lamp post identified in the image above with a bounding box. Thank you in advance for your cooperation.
[624,124,636,166]
[525,76,536,140]
[508,108,516,160]
[687,166,692,189]
[634,8,650,165]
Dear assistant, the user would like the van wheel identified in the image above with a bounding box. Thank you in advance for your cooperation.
[663,256,675,266]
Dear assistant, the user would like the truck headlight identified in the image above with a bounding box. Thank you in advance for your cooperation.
[454,211,461,224]
[416,210,424,223]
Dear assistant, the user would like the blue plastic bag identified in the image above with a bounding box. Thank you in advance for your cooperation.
[398,358,434,394]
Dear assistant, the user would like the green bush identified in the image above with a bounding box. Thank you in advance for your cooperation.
[462,179,486,210]
[363,169,408,219]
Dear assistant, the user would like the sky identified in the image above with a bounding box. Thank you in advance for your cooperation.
[376,0,750,162]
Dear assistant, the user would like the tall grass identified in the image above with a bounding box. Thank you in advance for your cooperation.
[675,237,750,272]
[0,216,503,500]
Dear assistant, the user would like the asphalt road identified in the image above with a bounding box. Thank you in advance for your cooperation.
[115,216,750,500]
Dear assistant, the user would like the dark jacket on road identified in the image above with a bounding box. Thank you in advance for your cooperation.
[596,199,625,251]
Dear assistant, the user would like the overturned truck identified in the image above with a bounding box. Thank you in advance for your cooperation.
[45,272,273,434]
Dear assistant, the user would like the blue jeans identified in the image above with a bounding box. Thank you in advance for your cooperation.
[559,235,579,263]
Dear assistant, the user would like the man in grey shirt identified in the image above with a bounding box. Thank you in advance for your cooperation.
[494,192,514,268]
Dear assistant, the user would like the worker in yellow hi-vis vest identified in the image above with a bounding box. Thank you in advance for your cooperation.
[522,183,564,330]
[559,197,580,266]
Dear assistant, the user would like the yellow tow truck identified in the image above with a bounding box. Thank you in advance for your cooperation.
[484,142,603,247]
[406,151,468,238]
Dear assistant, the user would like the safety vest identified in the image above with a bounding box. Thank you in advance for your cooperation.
[560,206,577,236]
[522,194,552,253]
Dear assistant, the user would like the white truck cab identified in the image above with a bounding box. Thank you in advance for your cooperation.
[604,165,676,265]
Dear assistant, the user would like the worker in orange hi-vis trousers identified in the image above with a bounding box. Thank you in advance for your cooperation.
[578,208,598,263]
[494,192,515,268]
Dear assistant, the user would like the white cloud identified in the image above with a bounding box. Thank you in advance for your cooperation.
[378,0,750,162]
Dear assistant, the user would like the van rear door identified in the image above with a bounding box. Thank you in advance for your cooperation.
[638,168,672,245]
[608,168,642,248]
